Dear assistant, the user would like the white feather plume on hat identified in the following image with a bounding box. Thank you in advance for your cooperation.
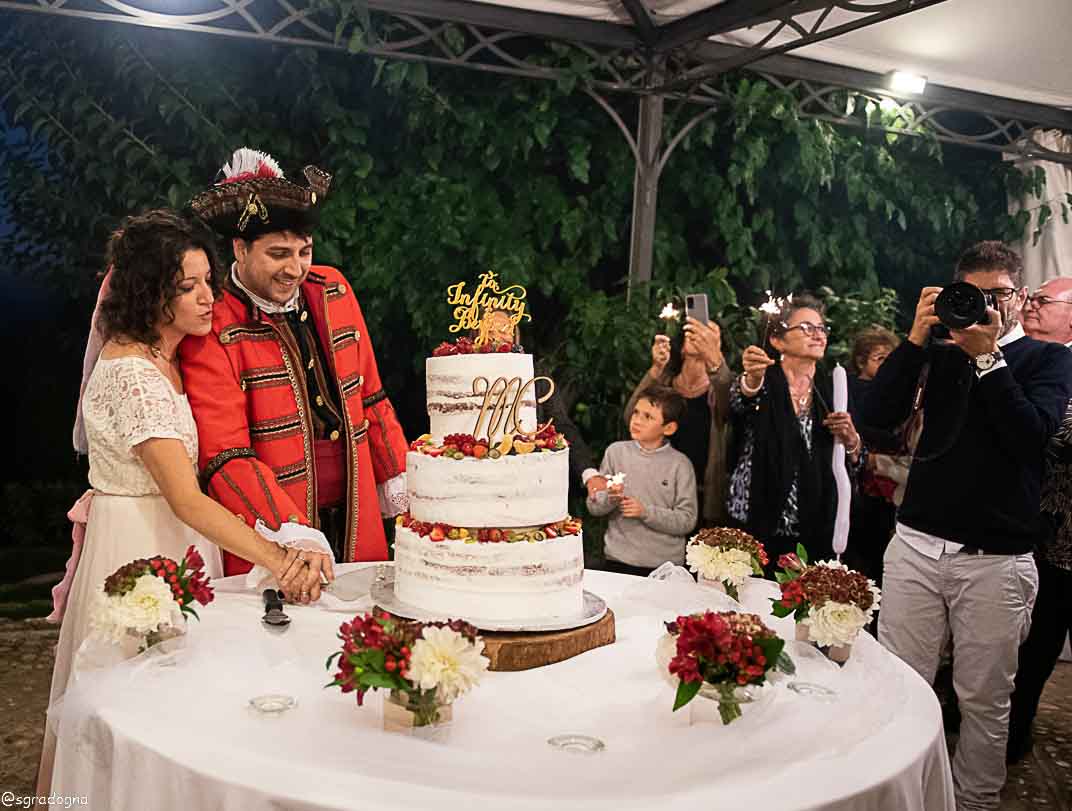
[220,148,283,182]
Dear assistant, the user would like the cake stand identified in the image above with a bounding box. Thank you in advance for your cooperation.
[369,566,616,671]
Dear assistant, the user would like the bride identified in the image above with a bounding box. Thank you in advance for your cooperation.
[39,209,335,790]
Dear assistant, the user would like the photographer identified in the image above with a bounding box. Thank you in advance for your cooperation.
[859,242,1072,811]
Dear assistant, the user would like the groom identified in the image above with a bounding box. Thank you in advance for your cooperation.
[181,148,408,575]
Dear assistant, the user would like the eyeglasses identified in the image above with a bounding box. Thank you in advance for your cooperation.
[980,287,1022,302]
[782,322,830,337]
[1026,294,1072,309]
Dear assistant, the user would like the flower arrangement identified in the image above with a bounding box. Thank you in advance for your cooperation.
[327,612,489,727]
[90,545,214,651]
[409,424,568,460]
[660,611,793,724]
[771,545,881,653]
[685,527,768,600]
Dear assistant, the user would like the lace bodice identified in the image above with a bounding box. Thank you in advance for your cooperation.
[82,357,199,496]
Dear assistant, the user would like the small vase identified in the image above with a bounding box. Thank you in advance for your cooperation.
[699,576,745,601]
[125,623,186,658]
[689,683,760,726]
[383,689,453,740]
[795,623,852,664]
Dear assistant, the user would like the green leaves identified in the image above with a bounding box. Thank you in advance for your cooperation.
[2,20,1053,474]
[673,678,702,711]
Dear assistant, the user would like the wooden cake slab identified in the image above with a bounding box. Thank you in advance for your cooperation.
[371,607,616,672]
[479,609,616,671]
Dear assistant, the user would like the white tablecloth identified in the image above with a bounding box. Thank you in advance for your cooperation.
[52,567,954,811]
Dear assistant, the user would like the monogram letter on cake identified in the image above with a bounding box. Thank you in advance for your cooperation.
[472,375,556,443]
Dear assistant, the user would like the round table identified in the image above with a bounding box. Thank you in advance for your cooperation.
[51,566,954,811]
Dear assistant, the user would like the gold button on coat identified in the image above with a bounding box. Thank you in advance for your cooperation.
[316,395,324,406]
[330,430,340,441]
[339,283,347,295]
[300,311,308,322]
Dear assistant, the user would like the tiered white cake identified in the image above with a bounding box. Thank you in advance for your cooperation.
[393,352,585,622]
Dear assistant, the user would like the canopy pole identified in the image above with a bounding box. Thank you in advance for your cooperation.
[626,88,664,304]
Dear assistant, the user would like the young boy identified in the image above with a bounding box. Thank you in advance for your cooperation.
[587,385,698,576]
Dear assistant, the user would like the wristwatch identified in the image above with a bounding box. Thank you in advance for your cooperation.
[974,349,1004,372]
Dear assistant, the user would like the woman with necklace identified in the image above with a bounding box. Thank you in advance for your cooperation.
[614,316,733,528]
[41,210,336,793]
[727,294,863,566]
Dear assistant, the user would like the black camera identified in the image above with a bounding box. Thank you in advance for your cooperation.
[931,282,996,340]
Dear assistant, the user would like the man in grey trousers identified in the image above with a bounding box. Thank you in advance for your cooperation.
[858,242,1072,810]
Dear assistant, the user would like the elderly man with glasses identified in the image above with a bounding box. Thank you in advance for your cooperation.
[1007,276,1072,763]
[858,243,1072,811]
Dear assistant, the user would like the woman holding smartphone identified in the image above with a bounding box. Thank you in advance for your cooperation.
[613,294,731,529]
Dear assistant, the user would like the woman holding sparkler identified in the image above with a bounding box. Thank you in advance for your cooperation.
[727,293,863,566]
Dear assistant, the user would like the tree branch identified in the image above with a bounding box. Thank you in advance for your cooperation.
[123,37,228,142]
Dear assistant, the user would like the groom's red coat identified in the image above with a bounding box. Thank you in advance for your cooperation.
[180,265,407,574]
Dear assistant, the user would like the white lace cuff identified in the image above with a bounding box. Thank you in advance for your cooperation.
[378,473,408,517]
[245,520,336,590]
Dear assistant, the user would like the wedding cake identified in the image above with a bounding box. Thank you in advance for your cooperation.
[393,277,584,623]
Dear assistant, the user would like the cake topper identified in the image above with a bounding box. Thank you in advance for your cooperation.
[445,271,531,347]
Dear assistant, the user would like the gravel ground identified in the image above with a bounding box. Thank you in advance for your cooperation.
[1,618,1069,808]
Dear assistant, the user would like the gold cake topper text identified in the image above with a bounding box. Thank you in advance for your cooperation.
[472,376,555,443]
[446,271,531,347]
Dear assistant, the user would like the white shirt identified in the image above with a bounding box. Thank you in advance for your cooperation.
[231,263,301,314]
[898,323,1026,558]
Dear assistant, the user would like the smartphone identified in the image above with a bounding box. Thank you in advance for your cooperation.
[685,293,710,325]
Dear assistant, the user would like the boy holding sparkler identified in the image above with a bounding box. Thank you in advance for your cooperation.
[588,385,698,576]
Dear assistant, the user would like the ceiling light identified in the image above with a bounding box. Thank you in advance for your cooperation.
[885,70,927,95]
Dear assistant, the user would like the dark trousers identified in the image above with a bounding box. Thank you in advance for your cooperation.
[1009,555,1072,746]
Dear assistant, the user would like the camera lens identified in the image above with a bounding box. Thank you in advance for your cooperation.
[935,282,987,330]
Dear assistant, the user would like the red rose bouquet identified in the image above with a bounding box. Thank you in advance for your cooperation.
[658,611,794,724]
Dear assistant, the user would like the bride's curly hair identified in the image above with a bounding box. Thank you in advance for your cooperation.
[99,209,222,346]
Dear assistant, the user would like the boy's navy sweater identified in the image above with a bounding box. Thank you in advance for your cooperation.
[858,333,1072,554]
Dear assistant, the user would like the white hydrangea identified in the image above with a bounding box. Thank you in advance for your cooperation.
[408,626,490,703]
[801,600,868,648]
[686,544,754,589]
[89,576,182,644]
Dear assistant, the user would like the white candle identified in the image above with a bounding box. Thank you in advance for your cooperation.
[831,364,851,558]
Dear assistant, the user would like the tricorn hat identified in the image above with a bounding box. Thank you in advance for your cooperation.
[188,148,331,240]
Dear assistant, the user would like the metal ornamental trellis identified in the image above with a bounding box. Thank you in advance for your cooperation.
[3,0,1070,289]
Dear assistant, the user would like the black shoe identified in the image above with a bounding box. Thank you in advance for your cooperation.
[1006,730,1034,765]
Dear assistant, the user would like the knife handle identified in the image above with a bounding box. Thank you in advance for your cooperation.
[263,588,284,611]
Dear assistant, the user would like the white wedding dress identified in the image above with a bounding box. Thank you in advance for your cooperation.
[41,356,223,788]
